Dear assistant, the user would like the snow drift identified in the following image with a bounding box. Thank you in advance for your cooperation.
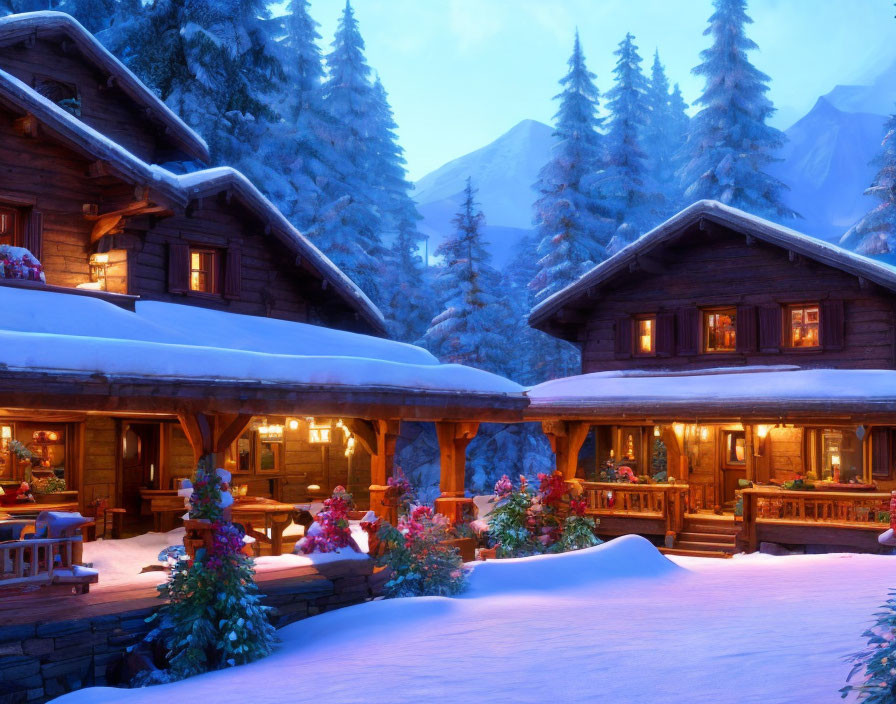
[464,534,681,597]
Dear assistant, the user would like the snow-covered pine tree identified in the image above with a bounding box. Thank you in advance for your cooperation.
[422,178,509,375]
[57,0,117,33]
[369,75,432,342]
[840,587,896,702]
[840,114,896,255]
[106,0,287,177]
[530,31,610,305]
[678,0,794,219]
[276,0,337,231]
[593,33,658,252]
[314,0,385,304]
[642,51,687,215]
[668,82,690,185]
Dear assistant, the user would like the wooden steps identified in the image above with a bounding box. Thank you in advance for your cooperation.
[660,547,732,559]
[665,514,741,557]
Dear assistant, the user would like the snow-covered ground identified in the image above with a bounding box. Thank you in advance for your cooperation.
[59,535,892,704]
[82,525,370,589]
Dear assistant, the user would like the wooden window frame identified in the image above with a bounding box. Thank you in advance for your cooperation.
[701,307,737,354]
[784,302,821,350]
[633,315,656,357]
[188,246,222,297]
[721,430,746,469]
[0,203,23,248]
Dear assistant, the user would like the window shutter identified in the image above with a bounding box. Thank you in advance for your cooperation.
[168,242,189,293]
[656,312,675,357]
[23,210,42,261]
[223,247,242,299]
[736,305,757,353]
[676,307,699,356]
[821,299,845,351]
[614,316,632,359]
[758,305,781,353]
[872,428,892,479]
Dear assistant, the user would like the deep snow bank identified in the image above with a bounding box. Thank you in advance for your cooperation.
[464,534,682,597]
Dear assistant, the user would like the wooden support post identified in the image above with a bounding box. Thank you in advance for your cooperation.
[345,419,400,521]
[541,420,590,480]
[177,412,254,472]
[434,421,479,523]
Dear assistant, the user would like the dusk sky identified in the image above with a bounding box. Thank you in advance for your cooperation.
[291,0,896,181]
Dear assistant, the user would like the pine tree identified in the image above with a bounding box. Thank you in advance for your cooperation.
[679,0,794,219]
[106,0,287,174]
[841,114,896,255]
[422,178,509,375]
[314,0,385,304]
[530,31,610,305]
[642,51,687,214]
[369,75,431,341]
[593,33,657,251]
[57,0,117,33]
[276,0,336,231]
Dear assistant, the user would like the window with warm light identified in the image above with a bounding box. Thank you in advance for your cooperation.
[703,308,736,352]
[0,205,21,247]
[189,248,219,294]
[635,316,655,356]
[788,304,820,348]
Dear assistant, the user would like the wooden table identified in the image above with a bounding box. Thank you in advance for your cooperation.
[0,501,78,517]
[231,499,296,556]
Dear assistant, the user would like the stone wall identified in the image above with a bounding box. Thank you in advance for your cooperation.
[0,559,385,703]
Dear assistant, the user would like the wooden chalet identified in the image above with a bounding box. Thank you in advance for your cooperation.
[528,200,896,556]
[0,11,526,542]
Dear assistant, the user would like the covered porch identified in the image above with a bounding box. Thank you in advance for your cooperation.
[530,366,896,554]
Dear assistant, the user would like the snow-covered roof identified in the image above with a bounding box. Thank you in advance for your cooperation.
[0,57,385,335]
[0,286,523,405]
[530,200,896,330]
[0,12,209,163]
[526,365,896,419]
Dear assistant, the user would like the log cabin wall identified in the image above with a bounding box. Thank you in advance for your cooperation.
[579,225,896,372]
[0,37,193,164]
[0,107,98,288]
[81,415,117,507]
[123,200,326,325]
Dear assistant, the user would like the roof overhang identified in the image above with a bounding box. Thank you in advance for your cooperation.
[0,11,210,163]
[524,366,896,424]
[529,200,896,338]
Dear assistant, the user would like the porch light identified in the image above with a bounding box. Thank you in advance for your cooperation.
[653,425,661,438]
[755,424,770,439]
[287,418,300,431]
[307,484,320,492]
[0,426,10,440]
[344,435,356,458]
[699,426,709,442]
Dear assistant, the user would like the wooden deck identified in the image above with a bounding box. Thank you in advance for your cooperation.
[0,559,372,627]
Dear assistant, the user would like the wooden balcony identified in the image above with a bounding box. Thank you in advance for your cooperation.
[741,487,892,552]
[578,481,689,537]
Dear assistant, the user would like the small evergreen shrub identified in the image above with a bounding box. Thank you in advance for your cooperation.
[841,588,896,702]
[134,463,276,685]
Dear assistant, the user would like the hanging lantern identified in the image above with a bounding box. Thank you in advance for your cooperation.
[308,419,332,444]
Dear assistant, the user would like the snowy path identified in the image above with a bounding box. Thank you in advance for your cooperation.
[57,536,893,704]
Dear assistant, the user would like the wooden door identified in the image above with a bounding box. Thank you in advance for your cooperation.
[721,430,747,506]
[121,423,160,515]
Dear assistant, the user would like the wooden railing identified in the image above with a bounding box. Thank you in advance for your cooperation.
[740,488,892,552]
[0,537,75,589]
[578,481,689,535]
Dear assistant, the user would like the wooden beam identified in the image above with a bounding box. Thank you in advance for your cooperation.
[177,412,214,464]
[541,420,590,480]
[213,413,254,453]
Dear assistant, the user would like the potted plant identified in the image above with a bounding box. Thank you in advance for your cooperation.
[29,474,76,504]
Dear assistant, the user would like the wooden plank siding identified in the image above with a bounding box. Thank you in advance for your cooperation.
[0,38,191,164]
[579,226,896,372]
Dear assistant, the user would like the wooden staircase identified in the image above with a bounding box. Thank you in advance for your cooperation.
[660,514,740,559]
